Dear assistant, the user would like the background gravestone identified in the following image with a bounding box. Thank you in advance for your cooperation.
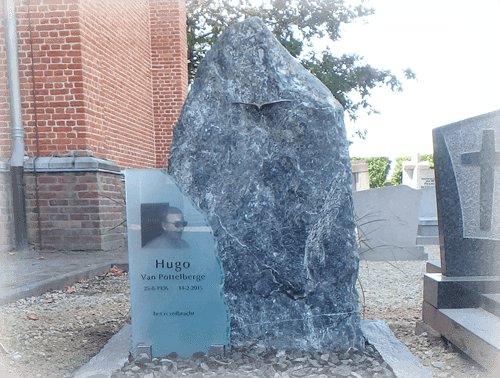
[423,109,500,373]
[125,169,230,358]
[168,17,364,351]
[433,109,500,277]
[352,185,427,261]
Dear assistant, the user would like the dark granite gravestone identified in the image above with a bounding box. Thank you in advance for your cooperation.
[423,109,500,373]
[432,110,500,277]
[167,17,363,351]
[124,169,230,358]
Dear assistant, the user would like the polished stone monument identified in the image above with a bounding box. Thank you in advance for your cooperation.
[423,109,500,373]
[432,111,500,276]
[125,169,230,358]
[168,17,363,351]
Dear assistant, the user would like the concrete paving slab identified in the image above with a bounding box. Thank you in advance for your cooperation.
[0,248,128,305]
[73,324,131,378]
[440,308,500,373]
[362,319,433,378]
[423,302,500,374]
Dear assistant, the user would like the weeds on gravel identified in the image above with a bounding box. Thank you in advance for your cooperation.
[355,212,411,320]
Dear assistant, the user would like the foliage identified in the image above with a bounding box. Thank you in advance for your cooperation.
[419,154,434,169]
[186,0,416,130]
[303,52,416,124]
[389,154,434,186]
[390,156,411,186]
[351,157,391,189]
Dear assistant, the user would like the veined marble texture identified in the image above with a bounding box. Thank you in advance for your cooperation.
[168,17,363,351]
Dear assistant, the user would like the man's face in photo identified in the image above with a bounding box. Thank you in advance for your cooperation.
[162,212,187,240]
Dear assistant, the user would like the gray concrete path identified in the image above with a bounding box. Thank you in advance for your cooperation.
[0,248,128,305]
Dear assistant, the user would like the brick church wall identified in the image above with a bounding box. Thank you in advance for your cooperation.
[11,0,187,169]
[1,0,188,252]
[24,169,125,251]
[78,0,156,167]
[150,0,188,169]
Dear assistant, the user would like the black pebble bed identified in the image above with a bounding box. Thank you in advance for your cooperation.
[111,342,396,378]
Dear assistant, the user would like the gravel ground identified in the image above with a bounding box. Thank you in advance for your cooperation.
[0,246,495,378]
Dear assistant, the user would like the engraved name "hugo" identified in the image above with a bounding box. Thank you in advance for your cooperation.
[155,260,191,272]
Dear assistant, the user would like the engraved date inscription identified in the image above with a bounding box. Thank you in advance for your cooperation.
[144,286,169,291]
[178,285,203,291]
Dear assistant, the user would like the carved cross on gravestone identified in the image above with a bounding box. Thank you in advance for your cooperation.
[461,129,500,230]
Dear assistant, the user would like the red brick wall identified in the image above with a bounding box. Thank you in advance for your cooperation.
[3,0,187,169]
[24,170,125,250]
[15,0,86,158]
[150,0,188,169]
[79,0,156,168]
[1,0,187,252]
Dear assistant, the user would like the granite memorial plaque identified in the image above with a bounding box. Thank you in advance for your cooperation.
[125,169,230,357]
[433,109,500,276]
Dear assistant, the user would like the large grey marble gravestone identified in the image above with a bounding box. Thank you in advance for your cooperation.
[168,17,363,351]
[432,109,500,277]
[124,169,230,358]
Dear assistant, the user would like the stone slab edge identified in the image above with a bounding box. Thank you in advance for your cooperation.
[73,323,131,378]
[359,247,428,261]
[361,319,432,378]
[72,321,429,378]
[426,260,441,274]
[72,320,432,378]
[0,263,115,305]
[23,157,122,174]
[416,236,440,245]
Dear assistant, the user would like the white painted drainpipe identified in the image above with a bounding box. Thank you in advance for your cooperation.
[5,0,28,250]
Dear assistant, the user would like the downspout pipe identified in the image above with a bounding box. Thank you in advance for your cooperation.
[5,0,28,251]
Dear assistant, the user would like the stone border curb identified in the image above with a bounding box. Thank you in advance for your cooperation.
[0,263,114,305]
[73,324,131,378]
[72,320,434,378]
[24,157,122,174]
[361,319,433,378]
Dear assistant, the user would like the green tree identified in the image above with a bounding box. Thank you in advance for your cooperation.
[390,154,434,186]
[419,154,434,169]
[351,157,391,189]
[186,0,416,134]
[303,52,416,128]
[390,157,411,186]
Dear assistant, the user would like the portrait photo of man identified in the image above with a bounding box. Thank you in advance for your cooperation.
[141,203,189,249]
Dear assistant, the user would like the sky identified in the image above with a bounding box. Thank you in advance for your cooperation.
[320,0,500,169]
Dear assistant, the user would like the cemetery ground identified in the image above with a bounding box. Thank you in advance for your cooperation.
[0,246,495,378]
